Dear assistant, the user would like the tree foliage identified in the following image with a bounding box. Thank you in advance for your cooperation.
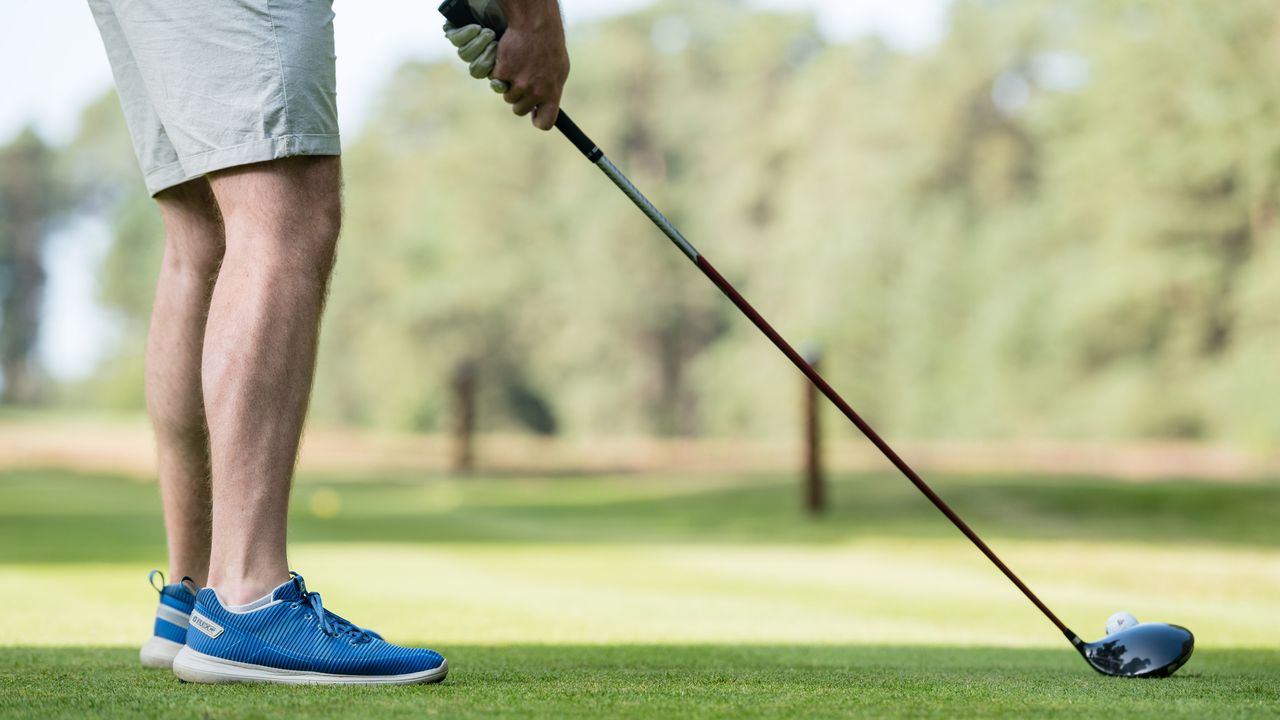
[53,0,1280,443]
[0,128,63,403]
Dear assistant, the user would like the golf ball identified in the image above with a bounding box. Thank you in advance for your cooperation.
[1106,611,1139,635]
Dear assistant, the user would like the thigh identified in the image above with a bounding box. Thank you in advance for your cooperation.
[106,0,340,187]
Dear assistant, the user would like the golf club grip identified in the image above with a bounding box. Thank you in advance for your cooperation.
[439,0,493,35]
[437,0,593,156]
[555,113,602,162]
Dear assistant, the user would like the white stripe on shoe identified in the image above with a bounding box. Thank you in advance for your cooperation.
[171,646,449,685]
[156,604,192,628]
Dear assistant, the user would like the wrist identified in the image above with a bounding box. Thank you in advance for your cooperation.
[499,0,562,32]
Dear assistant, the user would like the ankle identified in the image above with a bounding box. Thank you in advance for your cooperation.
[165,561,208,589]
[167,571,208,591]
[206,569,290,606]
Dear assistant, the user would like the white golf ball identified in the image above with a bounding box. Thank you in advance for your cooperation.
[1106,611,1139,635]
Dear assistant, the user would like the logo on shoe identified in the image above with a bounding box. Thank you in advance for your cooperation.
[189,611,224,639]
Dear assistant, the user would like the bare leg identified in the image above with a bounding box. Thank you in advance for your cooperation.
[147,179,224,587]
[202,156,341,605]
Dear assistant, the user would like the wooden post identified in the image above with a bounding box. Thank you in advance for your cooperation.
[450,360,478,474]
[801,344,826,515]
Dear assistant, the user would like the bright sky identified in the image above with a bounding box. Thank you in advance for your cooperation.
[2,0,950,381]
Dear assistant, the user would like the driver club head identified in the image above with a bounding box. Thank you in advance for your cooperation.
[1076,622,1195,677]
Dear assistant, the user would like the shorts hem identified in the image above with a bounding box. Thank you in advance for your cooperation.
[146,134,342,196]
[143,161,194,197]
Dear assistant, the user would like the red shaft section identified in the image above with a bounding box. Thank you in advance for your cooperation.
[694,255,1078,642]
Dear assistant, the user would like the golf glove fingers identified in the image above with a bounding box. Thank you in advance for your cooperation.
[444,23,499,80]
[469,42,498,79]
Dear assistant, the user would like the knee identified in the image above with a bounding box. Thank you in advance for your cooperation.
[156,180,226,279]
[304,193,342,277]
[268,192,341,285]
[216,156,342,283]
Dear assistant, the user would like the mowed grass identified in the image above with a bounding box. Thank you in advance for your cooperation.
[5,645,1279,719]
[2,467,1279,717]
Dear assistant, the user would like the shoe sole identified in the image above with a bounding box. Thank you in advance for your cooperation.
[171,646,449,685]
[140,637,184,669]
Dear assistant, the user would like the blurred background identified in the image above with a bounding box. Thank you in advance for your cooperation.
[1,0,1278,676]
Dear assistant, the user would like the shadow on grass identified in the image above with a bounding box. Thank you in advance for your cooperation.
[1,468,1279,564]
[1,645,1277,719]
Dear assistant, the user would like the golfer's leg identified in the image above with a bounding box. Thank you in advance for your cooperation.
[202,156,341,605]
[148,178,223,586]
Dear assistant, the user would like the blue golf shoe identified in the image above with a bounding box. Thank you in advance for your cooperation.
[171,572,446,684]
[140,570,196,669]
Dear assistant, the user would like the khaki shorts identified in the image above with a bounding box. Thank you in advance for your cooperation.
[88,0,341,196]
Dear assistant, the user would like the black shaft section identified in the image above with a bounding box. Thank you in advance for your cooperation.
[555,112,603,162]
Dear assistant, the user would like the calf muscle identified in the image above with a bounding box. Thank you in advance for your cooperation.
[148,178,224,586]
[202,156,342,604]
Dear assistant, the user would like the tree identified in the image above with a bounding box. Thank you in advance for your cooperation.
[0,128,62,404]
[71,0,1280,445]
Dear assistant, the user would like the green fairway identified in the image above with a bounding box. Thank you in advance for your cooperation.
[3,645,1278,719]
[2,467,1278,717]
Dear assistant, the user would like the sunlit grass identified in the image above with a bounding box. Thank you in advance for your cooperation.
[2,469,1277,648]
[2,468,1278,717]
[3,539,1278,649]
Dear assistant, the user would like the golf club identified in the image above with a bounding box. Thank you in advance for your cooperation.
[438,0,1194,678]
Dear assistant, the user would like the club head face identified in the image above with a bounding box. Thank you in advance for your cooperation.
[1078,623,1194,678]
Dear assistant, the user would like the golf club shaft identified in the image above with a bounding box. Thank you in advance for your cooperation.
[554,112,1081,645]
[433,0,1081,647]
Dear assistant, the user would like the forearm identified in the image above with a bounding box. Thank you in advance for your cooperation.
[498,0,563,32]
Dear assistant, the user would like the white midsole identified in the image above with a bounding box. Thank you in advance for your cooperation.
[140,636,184,669]
[171,646,449,685]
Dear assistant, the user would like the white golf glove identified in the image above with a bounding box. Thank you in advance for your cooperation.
[443,0,512,94]
[444,23,499,80]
